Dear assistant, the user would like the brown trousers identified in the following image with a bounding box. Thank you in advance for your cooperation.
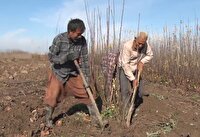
[44,70,93,107]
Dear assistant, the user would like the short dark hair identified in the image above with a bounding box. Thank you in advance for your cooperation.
[67,18,85,33]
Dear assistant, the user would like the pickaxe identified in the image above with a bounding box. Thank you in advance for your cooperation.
[126,53,145,127]
[74,60,107,129]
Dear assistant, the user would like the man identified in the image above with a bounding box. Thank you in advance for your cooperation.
[118,32,153,109]
[44,18,96,128]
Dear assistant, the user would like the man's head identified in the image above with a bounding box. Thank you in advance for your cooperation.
[135,32,148,49]
[67,18,85,40]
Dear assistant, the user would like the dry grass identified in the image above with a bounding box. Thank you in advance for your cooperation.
[0,50,47,61]
[146,23,200,92]
[85,1,200,106]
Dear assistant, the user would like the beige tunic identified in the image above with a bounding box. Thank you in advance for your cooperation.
[118,39,153,81]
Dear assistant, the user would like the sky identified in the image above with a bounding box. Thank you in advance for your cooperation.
[0,0,199,53]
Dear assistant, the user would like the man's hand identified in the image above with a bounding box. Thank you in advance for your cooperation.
[133,79,139,89]
[48,53,61,64]
[59,52,80,64]
[67,52,79,61]
[137,62,144,72]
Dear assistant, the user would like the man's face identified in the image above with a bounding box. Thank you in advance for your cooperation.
[68,29,83,41]
[136,39,145,49]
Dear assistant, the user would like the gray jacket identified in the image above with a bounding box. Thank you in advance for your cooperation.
[48,32,90,84]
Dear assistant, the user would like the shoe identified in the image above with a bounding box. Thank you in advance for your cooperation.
[134,97,143,108]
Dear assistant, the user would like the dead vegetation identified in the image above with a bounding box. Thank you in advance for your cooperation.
[0,46,199,137]
[0,1,199,136]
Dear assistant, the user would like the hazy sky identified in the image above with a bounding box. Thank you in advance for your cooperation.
[0,0,199,53]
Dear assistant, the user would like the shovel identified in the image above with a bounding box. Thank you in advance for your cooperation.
[126,70,141,127]
[74,60,105,128]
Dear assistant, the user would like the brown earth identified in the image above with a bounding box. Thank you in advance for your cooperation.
[0,53,199,137]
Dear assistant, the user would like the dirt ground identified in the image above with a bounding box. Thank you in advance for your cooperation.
[0,53,200,137]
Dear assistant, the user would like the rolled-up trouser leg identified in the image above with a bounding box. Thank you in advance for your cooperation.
[65,75,95,105]
[44,71,62,107]
[44,70,62,127]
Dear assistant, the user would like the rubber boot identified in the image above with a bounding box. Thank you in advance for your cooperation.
[45,106,54,128]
